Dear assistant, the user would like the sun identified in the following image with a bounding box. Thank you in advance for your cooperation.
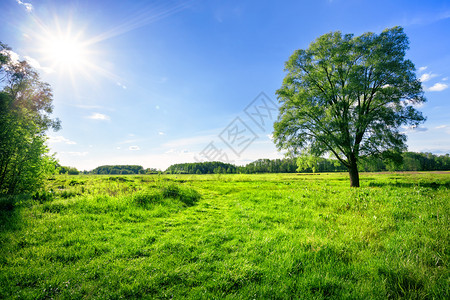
[43,36,87,70]
[40,31,90,75]
[33,18,95,77]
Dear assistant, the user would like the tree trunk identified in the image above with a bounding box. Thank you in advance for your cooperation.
[348,159,360,187]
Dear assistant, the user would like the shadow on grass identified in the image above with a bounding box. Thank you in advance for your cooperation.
[367,181,450,189]
[0,195,25,233]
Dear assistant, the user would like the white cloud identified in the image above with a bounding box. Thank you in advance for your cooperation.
[119,137,145,145]
[129,146,140,151]
[158,131,165,135]
[87,113,110,120]
[442,77,448,81]
[426,83,449,92]
[419,72,437,82]
[116,82,127,89]
[1,51,52,74]
[15,0,33,12]
[434,125,450,134]
[47,135,77,145]
[418,66,428,72]
[435,125,448,129]
[24,56,54,74]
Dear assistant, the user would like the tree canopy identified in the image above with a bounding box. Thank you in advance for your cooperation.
[0,42,60,194]
[90,165,145,175]
[273,27,426,187]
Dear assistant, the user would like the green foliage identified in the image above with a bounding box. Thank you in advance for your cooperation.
[297,155,320,173]
[274,27,426,186]
[90,165,144,175]
[132,183,200,207]
[166,161,236,174]
[161,183,201,206]
[1,42,60,194]
[239,158,298,173]
[165,159,298,174]
[57,165,80,175]
[0,173,448,298]
[132,190,163,207]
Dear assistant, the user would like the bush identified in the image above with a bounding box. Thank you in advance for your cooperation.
[162,183,201,206]
[133,184,201,208]
[132,190,163,207]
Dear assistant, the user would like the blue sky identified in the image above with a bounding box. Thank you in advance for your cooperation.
[1,0,449,171]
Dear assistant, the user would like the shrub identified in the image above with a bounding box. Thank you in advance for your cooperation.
[33,190,54,203]
[162,183,200,206]
[132,190,163,207]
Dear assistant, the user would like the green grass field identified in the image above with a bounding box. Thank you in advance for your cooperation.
[1,172,449,299]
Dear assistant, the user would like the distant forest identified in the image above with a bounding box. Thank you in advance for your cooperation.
[59,152,450,175]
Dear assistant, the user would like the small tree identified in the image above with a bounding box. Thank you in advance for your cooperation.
[273,27,425,187]
[0,42,60,194]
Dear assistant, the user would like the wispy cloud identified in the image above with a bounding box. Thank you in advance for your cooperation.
[119,138,145,145]
[15,0,33,12]
[158,131,165,135]
[435,125,448,129]
[116,82,127,89]
[85,1,194,45]
[400,10,450,27]
[47,135,77,145]
[435,125,450,134]
[129,146,140,151]
[87,113,111,120]
[419,72,437,82]
[426,83,449,92]
[418,66,428,72]
[24,56,54,74]
[1,50,53,73]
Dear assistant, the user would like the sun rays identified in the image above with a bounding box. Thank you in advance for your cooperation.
[25,1,194,87]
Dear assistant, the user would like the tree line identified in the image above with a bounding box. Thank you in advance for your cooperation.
[60,152,450,175]
[58,165,161,175]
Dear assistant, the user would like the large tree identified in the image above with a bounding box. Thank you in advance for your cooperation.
[273,27,426,187]
[0,42,60,194]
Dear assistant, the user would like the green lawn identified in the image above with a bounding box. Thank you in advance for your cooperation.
[1,172,449,299]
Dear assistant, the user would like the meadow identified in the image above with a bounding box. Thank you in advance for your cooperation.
[0,172,448,299]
